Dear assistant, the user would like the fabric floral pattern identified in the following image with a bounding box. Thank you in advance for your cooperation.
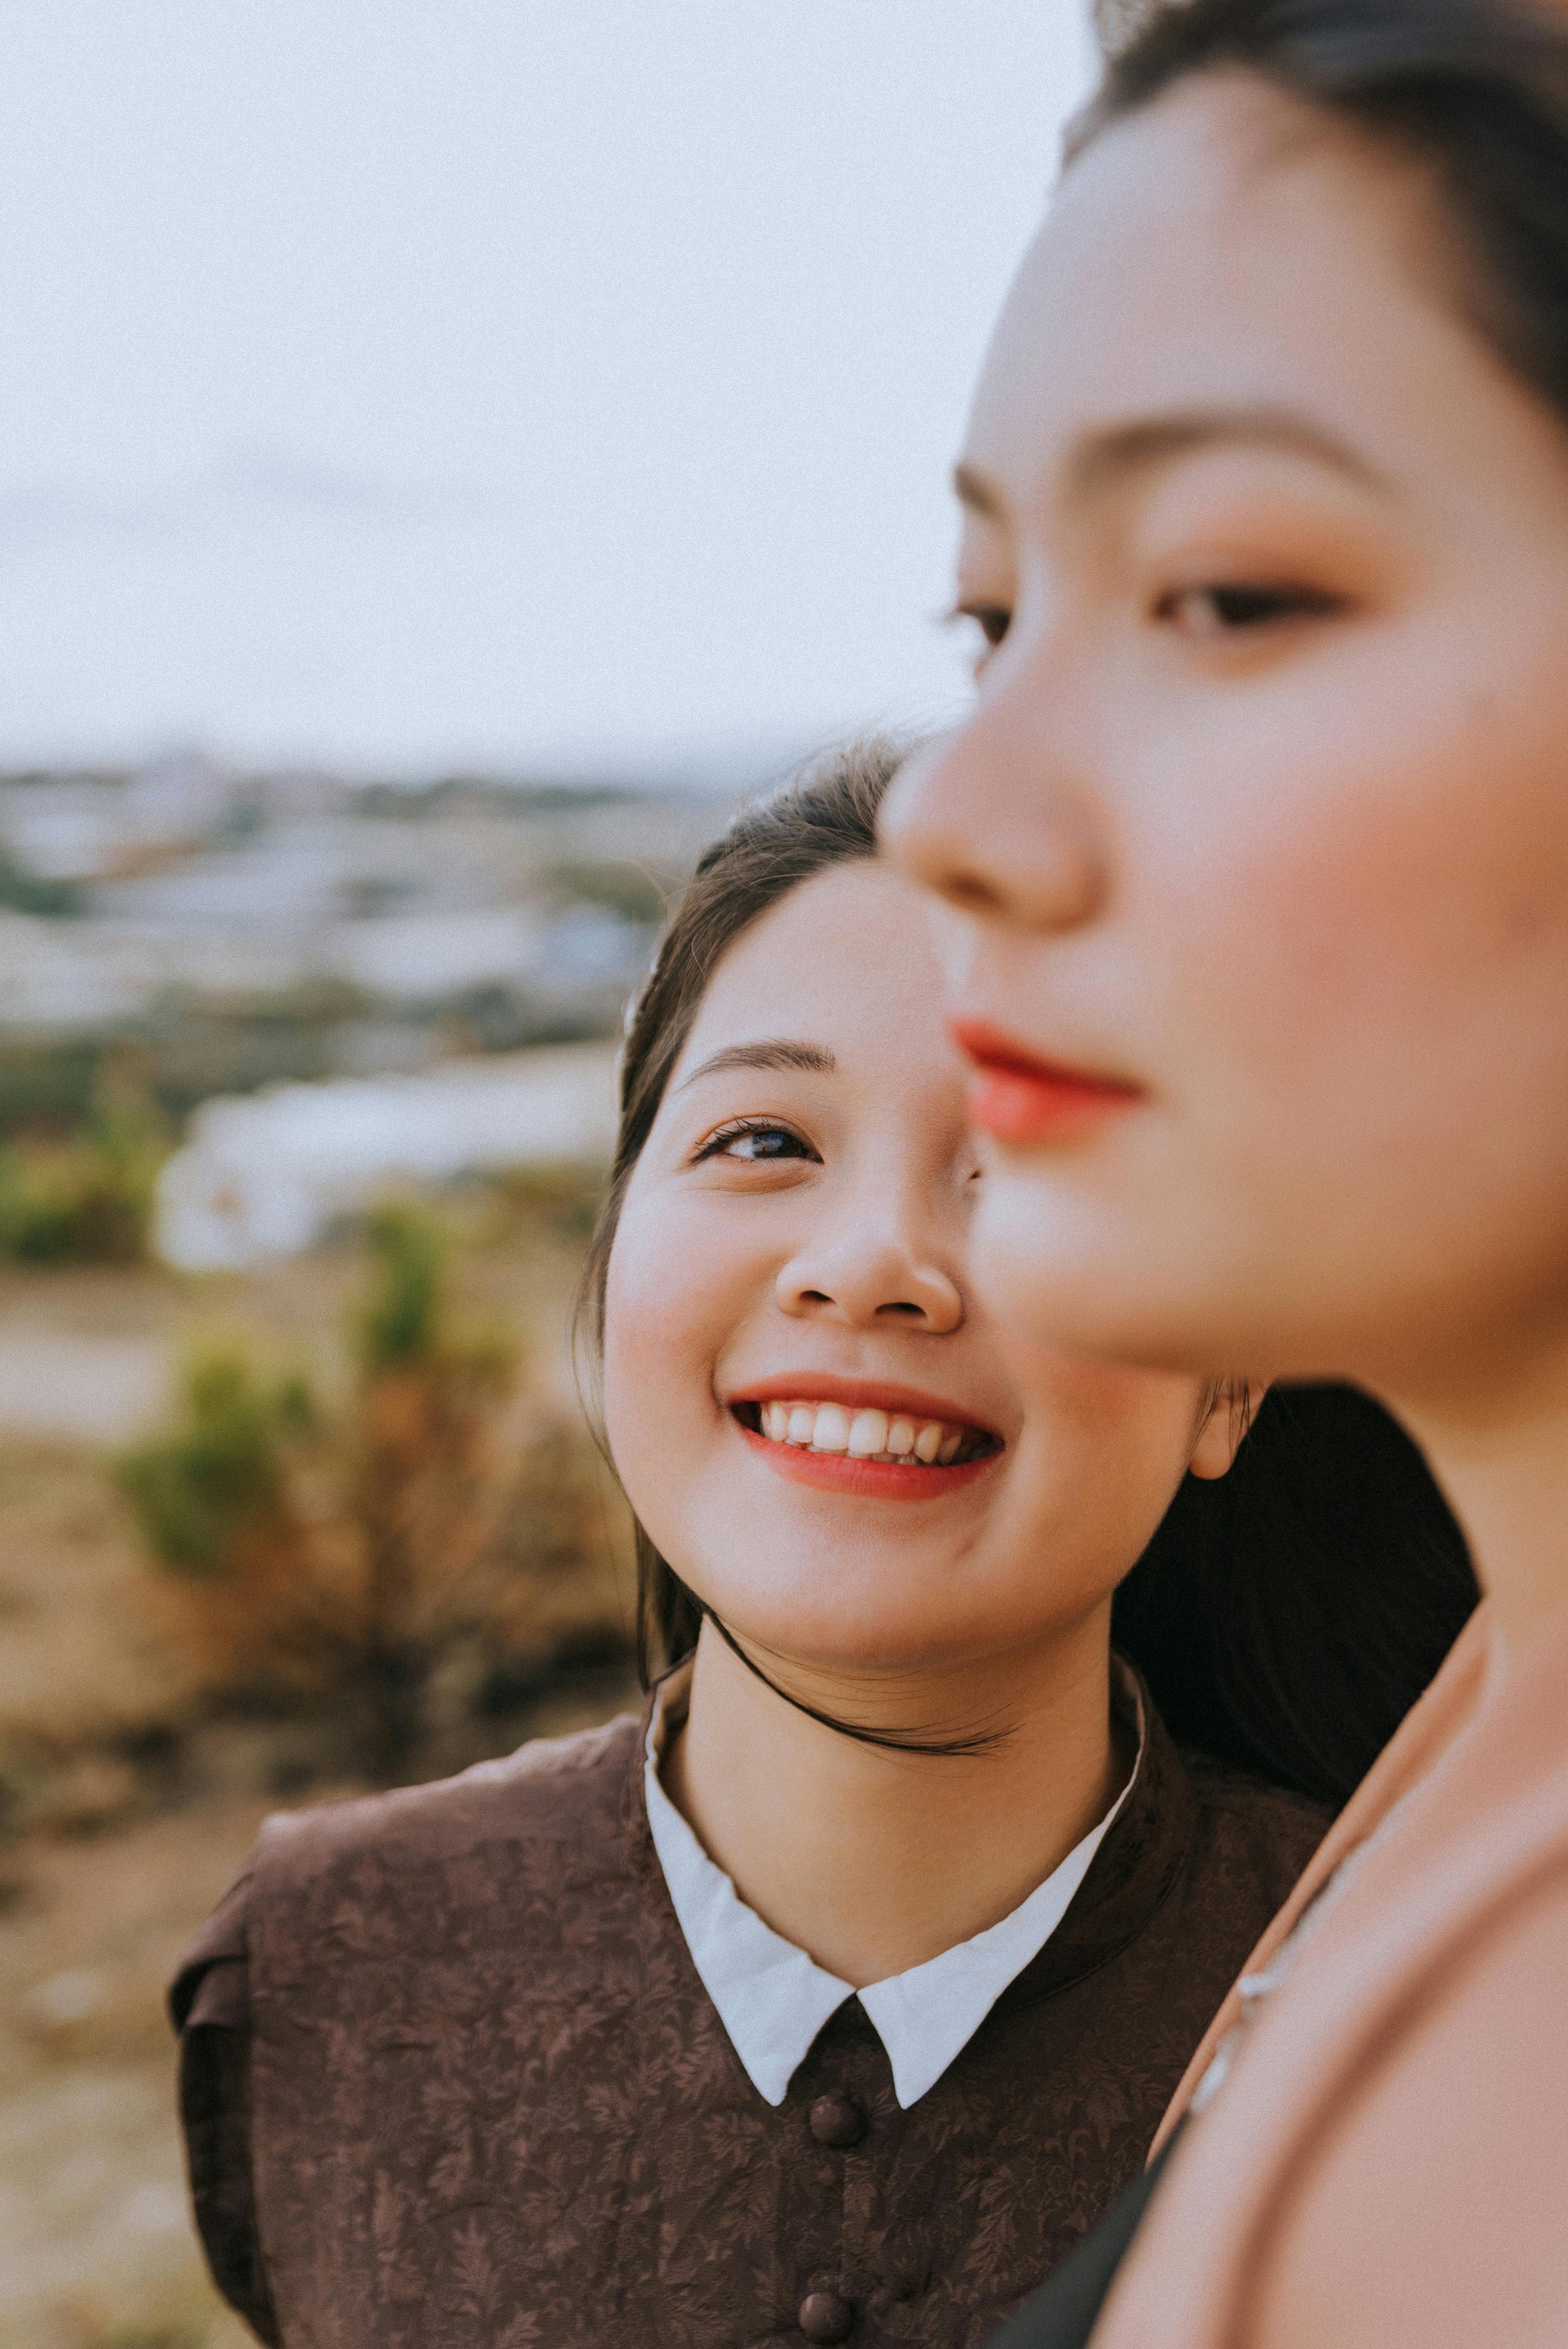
[171,1680,1327,2349]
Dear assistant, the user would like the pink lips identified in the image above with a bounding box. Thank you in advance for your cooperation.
[951,1018,1142,1145]
[726,1376,1002,1502]
[735,1422,998,1500]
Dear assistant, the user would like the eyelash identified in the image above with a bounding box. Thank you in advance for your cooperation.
[949,601,1011,648]
[692,1116,818,1166]
[949,579,1342,667]
[1153,582,1345,635]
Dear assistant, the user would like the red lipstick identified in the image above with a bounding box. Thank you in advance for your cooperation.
[951,1018,1142,1145]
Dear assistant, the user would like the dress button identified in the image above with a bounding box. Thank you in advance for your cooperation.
[798,2290,855,2343]
[808,2091,866,2148]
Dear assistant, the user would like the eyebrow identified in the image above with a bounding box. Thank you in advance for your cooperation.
[675,1039,838,1093]
[1066,405,1390,498]
[953,404,1390,522]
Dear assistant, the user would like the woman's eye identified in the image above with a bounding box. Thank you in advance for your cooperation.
[950,601,1012,670]
[1156,582,1343,637]
[695,1119,816,1165]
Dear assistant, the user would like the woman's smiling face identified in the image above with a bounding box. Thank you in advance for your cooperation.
[882,72,1568,1404]
[602,856,1223,1677]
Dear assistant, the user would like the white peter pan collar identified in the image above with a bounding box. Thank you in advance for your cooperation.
[642,1658,1142,2110]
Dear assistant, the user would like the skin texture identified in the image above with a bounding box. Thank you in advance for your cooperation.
[602,858,1250,1984]
[880,71,1568,1663]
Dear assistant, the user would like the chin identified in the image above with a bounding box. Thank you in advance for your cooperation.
[711,1579,994,1677]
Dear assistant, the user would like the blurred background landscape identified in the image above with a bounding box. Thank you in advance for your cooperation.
[0,3,1093,2340]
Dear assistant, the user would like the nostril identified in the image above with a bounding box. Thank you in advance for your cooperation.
[800,1289,832,1305]
[875,1301,924,1318]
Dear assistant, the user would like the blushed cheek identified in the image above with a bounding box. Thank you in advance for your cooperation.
[1163,696,1568,1143]
[600,1199,739,1535]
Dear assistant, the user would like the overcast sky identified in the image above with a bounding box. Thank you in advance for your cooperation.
[0,3,1094,779]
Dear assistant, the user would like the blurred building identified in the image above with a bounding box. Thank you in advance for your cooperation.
[155,1040,619,1269]
[0,754,738,1134]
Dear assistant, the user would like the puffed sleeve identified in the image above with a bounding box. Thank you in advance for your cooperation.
[168,1872,278,2345]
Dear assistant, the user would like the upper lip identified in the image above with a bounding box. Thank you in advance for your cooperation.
[724,1372,1001,1439]
[949,1016,1142,1097]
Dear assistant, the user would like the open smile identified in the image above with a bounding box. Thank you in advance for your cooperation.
[726,1379,1002,1498]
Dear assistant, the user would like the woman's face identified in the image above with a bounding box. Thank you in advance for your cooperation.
[603,858,1228,1678]
[882,73,1568,1403]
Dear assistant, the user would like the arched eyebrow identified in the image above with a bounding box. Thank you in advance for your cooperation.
[1068,405,1392,499]
[952,405,1390,522]
[675,1039,837,1094]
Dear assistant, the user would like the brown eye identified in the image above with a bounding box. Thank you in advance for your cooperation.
[694,1118,817,1165]
[1157,583,1343,636]
[959,603,1011,648]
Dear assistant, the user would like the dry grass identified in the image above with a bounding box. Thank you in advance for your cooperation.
[0,1189,640,2345]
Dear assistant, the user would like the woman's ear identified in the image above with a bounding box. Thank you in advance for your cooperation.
[1188,1379,1271,1481]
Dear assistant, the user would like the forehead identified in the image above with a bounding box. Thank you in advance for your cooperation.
[966,70,1489,502]
[670,857,954,1079]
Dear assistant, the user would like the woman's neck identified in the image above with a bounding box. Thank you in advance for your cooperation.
[1398,1331,1568,1677]
[660,1611,1124,1987]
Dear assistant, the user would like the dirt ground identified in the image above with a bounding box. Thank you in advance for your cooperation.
[0,1223,636,2345]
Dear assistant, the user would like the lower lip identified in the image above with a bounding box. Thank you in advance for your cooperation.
[960,1052,1141,1146]
[735,1420,998,1499]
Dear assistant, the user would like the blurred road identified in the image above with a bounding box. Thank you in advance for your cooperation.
[0,1324,167,1444]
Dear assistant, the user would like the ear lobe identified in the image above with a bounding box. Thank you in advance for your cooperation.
[1188,1379,1270,1481]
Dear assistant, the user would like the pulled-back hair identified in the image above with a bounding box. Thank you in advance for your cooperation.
[577,739,902,1689]
[1077,0,1568,435]
[579,737,1477,1806]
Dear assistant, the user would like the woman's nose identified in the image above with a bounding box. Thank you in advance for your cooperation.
[775,1224,964,1335]
[879,688,1107,934]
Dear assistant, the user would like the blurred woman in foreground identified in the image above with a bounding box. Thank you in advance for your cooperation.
[885,2,1568,2340]
[169,745,1468,2347]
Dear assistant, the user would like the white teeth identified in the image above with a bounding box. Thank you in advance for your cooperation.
[847,1408,889,1458]
[749,1400,988,1466]
[811,1402,851,1453]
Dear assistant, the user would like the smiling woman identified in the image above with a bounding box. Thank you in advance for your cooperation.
[165,744,1466,2349]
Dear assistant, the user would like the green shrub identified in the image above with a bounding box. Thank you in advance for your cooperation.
[116,1349,304,1577]
[0,1103,165,1265]
[118,1203,617,1779]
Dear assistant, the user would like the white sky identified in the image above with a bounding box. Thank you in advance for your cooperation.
[0,3,1095,779]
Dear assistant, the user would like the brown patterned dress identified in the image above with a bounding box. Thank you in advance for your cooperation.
[170,1675,1325,2349]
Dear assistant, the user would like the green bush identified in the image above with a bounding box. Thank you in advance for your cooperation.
[116,1203,615,1779]
[0,1104,165,1265]
[358,1203,447,1368]
[116,1349,307,1577]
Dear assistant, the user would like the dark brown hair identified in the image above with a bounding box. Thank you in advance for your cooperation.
[579,737,1477,1804]
[1075,0,1568,434]
[577,737,906,1695]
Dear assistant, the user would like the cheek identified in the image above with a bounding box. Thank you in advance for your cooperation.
[1009,1345,1201,1526]
[600,1200,730,1488]
[1143,638,1568,1132]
